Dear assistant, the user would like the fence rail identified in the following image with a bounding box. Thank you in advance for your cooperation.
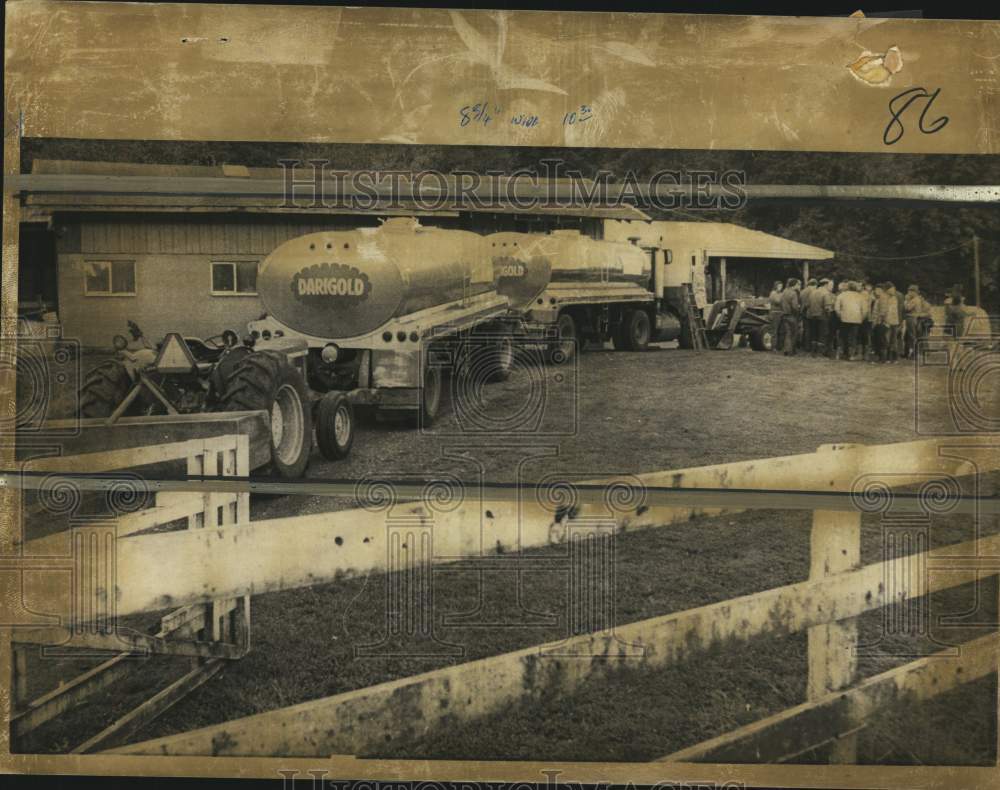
[8,434,999,761]
[9,432,251,753]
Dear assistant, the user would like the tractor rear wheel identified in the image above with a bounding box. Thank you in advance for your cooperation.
[315,392,354,461]
[222,351,312,478]
[79,359,134,419]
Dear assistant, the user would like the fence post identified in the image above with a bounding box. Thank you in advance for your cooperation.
[807,506,862,762]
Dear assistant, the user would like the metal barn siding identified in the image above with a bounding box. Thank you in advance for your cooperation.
[61,215,388,349]
[75,217,375,256]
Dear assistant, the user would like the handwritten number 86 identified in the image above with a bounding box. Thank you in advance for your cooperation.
[883,87,948,146]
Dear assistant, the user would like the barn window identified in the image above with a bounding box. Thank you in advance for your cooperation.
[84,260,136,296]
[211,261,258,295]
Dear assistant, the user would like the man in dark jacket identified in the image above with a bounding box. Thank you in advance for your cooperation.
[768,280,784,353]
[804,279,830,356]
[800,278,817,351]
[780,278,802,356]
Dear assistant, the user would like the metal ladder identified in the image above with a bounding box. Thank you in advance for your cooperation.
[684,283,710,351]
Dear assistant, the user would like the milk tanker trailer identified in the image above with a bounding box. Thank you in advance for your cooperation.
[488,230,681,362]
[247,217,515,425]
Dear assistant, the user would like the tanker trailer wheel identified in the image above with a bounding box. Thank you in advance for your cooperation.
[548,312,577,365]
[749,326,774,352]
[222,351,312,478]
[484,332,515,383]
[621,309,651,351]
[417,363,443,426]
[79,359,134,419]
[315,392,354,461]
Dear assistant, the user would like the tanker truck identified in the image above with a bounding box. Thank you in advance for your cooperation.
[247,217,515,426]
[488,230,681,363]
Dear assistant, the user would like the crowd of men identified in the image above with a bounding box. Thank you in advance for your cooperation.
[766,277,939,362]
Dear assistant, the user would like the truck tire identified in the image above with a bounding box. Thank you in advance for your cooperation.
[749,327,773,352]
[485,332,515,383]
[622,309,651,351]
[79,359,134,419]
[466,328,515,383]
[419,363,443,426]
[548,312,577,365]
[222,351,312,478]
[315,392,354,461]
[678,319,694,350]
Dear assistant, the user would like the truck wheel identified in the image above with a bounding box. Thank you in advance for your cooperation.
[419,363,443,426]
[223,351,312,478]
[486,333,515,382]
[315,392,354,461]
[678,319,694,349]
[623,309,651,351]
[749,327,773,352]
[79,359,133,418]
[548,313,577,365]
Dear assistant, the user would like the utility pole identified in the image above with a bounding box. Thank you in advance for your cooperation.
[972,233,981,307]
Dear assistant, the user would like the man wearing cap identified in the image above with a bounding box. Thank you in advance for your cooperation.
[780,277,802,356]
[860,281,875,361]
[945,284,967,338]
[804,278,828,356]
[826,280,843,359]
[886,282,906,361]
[799,278,817,351]
[835,281,866,360]
[904,284,932,359]
[873,282,902,363]
[768,280,784,353]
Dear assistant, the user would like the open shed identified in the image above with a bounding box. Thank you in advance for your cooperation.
[604,220,835,307]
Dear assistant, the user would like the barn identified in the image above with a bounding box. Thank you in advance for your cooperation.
[16,160,640,349]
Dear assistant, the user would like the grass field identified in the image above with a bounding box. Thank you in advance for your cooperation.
[17,343,999,763]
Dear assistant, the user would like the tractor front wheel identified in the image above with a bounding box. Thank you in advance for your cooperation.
[222,351,312,478]
[315,392,354,461]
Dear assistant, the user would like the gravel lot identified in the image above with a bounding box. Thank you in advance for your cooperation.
[19,343,999,763]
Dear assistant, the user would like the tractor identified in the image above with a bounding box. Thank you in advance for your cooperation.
[78,320,354,477]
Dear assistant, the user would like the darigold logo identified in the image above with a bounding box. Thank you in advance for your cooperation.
[493,256,526,279]
[291,262,371,306]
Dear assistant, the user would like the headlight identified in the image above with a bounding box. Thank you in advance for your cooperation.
[321,343,340,363]
[112,334,128,351]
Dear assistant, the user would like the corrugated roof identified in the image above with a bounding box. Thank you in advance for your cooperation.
[17,160,651,222]
[605,220,834,260]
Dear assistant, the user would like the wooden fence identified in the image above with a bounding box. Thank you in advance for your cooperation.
[8,435,1000,761]
[9,433,251,753]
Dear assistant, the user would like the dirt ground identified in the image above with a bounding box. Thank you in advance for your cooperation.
[17,342,999,763]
